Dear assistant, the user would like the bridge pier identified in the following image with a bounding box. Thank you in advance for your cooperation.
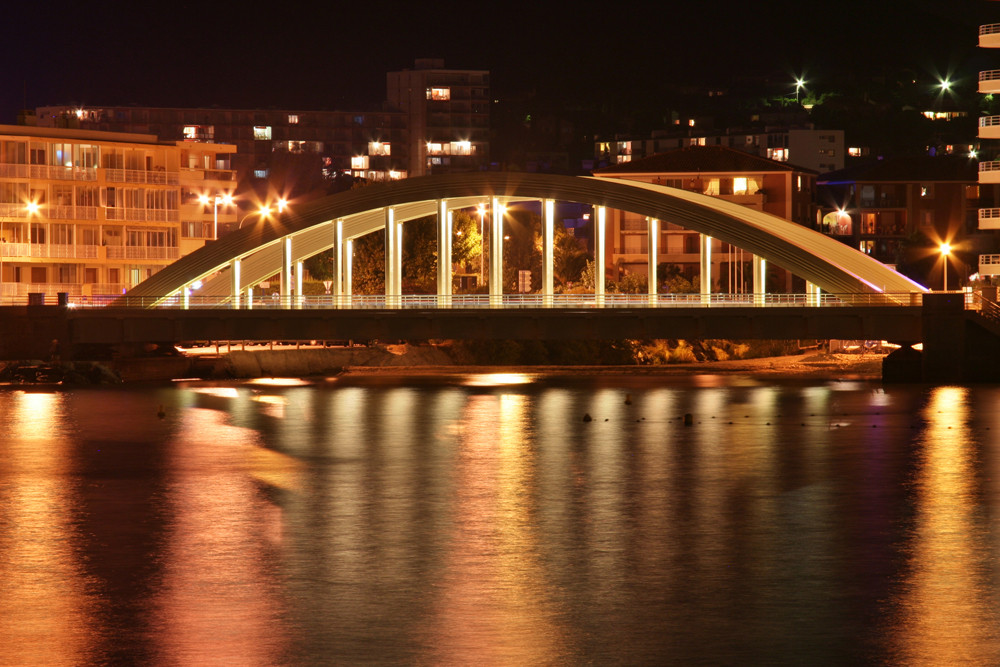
[490,197,504,307]
[436,200,452,307]
[543,199,555,307]
[648,217,659,305]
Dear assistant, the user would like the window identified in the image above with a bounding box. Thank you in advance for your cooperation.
[426,87,451,101]
[253,169,269,178]
[80,227,99,245]
[108,268,120,284]
[288,114,299,124]
[183,125,214,140]
[920,185,934,199]
[30,223,45,244]
[31,266,46,283]
[450,141,471,156]
[85,268,98,283]
[57,265,75,283]
[253,126,272,140]
[368,141,390,156]
[50,224,73,245]
[351,156,369,170]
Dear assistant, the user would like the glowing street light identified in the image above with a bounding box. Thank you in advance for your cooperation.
[794,77,806,104]
[239,205,273,229]
[940,242,952,291]
[199,192,234,240]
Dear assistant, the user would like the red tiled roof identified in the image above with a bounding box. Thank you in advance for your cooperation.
[594,145,815,175]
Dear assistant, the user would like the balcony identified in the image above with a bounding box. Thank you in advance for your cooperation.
[980,70,1000,94]
[0,243,100,260]
[981,254,1000,276]
[980,208,1000,229]
[103,168,179,185]
[981,23,1000,48]
[981,161,1000,184]
[981,116,1000,139]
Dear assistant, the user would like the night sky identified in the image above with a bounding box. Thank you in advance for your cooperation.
[1,0,991,125]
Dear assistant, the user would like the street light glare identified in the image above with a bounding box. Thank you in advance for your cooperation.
[940,242,951,256]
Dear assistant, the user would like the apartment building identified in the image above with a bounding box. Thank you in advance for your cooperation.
[0,125,236,299]
[597,128,844,175]
[978,17,1000,279]
[593,146,816,291]
[387,59,490,176]
[35,105,408,185]
[817,155,991,285]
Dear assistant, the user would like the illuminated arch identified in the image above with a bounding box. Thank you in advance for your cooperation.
[124,172,926,302]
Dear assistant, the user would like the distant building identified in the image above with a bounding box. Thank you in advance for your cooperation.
[593,146,816,291]
[387,59,490,176]
[33,59,490,186]
[34,105,409,186]
[0,124,236,299]
[597,128,844,175]
[818,155,994,287]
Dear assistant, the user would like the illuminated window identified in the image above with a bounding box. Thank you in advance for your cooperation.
[616,155,632,164]
[426,142,444,155]
[920,185,934,198]
[288,114,299,124]
[183,125,213,140]
[426,87,451,101]
[351,155,369,170]
[368,141,391,156]
[253,126,272,140]
[704,179,720,196]
[253,168,268,178]
[733,177,748,195]
[450,141,471,156]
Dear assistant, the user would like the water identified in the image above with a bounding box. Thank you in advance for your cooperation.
[2,373,999,665]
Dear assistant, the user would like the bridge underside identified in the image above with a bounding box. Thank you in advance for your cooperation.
[66,306,924,346]
[123,173,927,304]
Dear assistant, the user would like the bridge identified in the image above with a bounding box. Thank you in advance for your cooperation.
[4,172,1000,381]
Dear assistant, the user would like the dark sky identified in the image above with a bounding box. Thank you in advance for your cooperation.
[0,0,991,125]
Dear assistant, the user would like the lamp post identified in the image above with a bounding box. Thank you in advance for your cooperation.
[199,192,234,240]
[940,242,952,291]
[795,77,806,104]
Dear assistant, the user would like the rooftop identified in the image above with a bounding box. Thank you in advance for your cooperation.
[818,154,978,184]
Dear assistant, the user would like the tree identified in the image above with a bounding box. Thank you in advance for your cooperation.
[553,224,590,287]
[352,230,385,294]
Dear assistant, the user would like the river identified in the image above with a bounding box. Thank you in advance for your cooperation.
[1,373,998,665]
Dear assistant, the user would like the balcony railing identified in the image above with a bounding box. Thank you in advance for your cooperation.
[103,168,179,185]
[104,208,179,222]
[981,23,1000,36]
[0,243,101,259]
[105,246,179,260]
[179,167,236,182]
[981,161,1000,173]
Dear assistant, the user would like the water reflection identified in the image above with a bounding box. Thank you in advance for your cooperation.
[3,379,1000,663]
[887,386,1000,664]
[0,392,96,667]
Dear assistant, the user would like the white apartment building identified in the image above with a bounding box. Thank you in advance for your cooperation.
[0,125,236,300]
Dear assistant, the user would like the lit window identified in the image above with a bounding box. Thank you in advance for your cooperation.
[351,156,369,170]
[253,168,268,178]
[797,175,802,191]
[288,114,299,124]
[368,141,391,156]
[426,142,444,155]
[616,155,632,164]
[183,125,214,140]
[253,126,272,140]
[733,177,748,195]
[450,141,471,156]
[688,119,695,127]
[426,87,451,101]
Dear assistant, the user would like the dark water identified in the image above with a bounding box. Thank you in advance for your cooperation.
[2,373,999,665]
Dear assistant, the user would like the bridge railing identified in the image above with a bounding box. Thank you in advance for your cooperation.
[6,291,928,309]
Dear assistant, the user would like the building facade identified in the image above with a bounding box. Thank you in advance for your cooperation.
[0,125,236,300]
[817,155,993,287]
[597,128,844,175]
[387,59,490,176]
[593,146,816,291]
[35,105,409,186]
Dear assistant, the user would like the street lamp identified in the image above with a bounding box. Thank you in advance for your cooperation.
[795,77,806,104]
[238,205,273,229]
[199,192,234,240]
[940,242,952,291]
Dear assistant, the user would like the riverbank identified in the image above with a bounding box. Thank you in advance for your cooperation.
[0,346,885,385]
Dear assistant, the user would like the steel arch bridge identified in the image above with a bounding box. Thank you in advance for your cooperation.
[123,172,926,306]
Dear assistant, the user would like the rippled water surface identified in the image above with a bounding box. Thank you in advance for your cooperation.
[2,374,1000,665]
